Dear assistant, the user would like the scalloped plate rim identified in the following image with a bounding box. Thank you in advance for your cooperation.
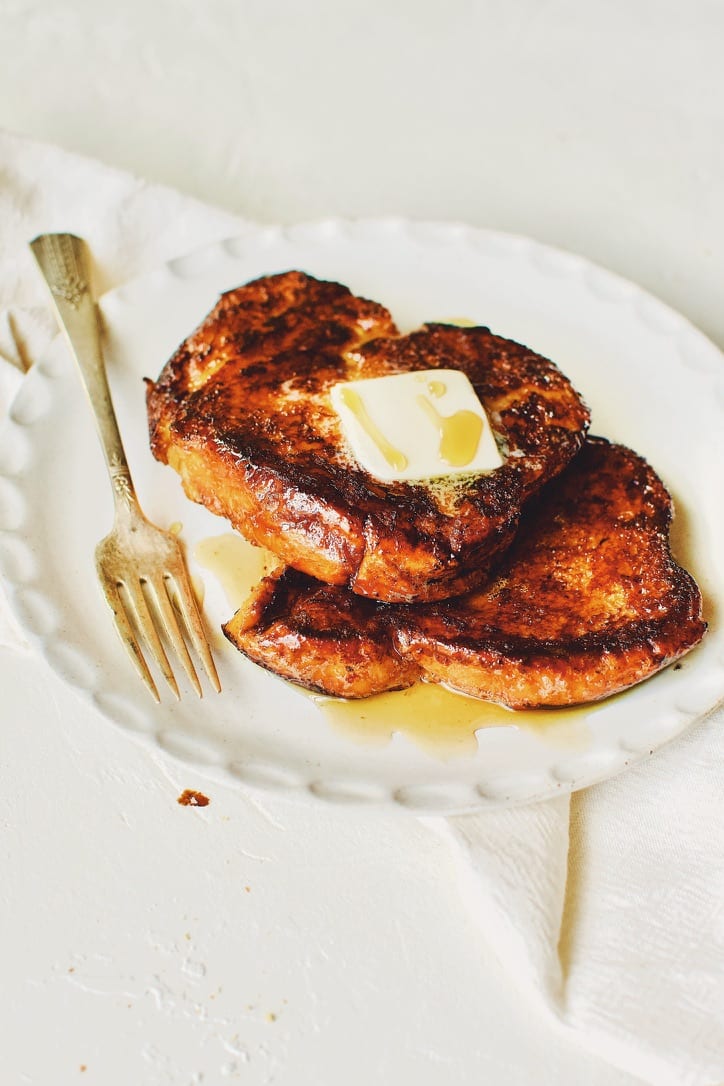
[1,216,723,813]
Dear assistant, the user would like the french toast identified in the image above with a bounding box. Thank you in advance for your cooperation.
[146,271,590,603]
[224,439,706,708]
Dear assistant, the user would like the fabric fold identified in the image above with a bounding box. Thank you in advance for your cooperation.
[426,795,571,1004]
[437,704,724,1086]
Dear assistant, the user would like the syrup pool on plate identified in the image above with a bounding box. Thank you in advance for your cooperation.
[194,532,281,607]
[314,685,593,759]
[193,531,593,759]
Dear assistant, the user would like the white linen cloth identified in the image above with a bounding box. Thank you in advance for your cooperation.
[1,129,722,1086]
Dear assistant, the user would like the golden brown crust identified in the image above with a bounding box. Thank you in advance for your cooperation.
[147,271,590,603]
[224,439,706,708]
[225,566,418,698]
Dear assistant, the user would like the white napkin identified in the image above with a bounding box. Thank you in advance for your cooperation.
[429,716,724,1086]
[1,129,723,1086]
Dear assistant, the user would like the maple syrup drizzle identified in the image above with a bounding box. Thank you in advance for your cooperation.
[193,533,279,609]
[416,395,484,468]
[338,385,408,471]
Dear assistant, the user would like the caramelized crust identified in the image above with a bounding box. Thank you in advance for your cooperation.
[229,566,419,698]
[224,439,706,708]
[147,271,589,602]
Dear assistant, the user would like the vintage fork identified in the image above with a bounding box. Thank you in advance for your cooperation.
[30,233,220,702]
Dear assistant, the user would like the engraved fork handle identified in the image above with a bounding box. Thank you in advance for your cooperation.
[30,233,140,519]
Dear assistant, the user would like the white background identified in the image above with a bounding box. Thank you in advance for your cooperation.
[1,1,722,1082]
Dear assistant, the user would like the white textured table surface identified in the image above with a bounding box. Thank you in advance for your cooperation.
[2,2,722,1083]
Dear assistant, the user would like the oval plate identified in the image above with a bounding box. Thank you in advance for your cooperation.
[1,219,723,812]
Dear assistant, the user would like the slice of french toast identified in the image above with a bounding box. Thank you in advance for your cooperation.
[146,271,589,603]
[223,438,706,708]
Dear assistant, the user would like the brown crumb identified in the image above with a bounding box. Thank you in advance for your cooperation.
[177,790,210,807]
[266,1012,277,1023]
[244,886,251,893]
[80,1067,87,1073]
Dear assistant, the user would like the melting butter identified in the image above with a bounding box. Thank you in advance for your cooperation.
[337,385,408,472]
[330,368,503,482]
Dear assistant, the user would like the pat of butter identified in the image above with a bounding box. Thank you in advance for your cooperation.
[330,369,503,482]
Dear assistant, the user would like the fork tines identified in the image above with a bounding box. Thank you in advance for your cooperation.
[96,530,220,703]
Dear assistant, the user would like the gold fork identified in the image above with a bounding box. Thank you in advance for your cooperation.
[30,233,220,702]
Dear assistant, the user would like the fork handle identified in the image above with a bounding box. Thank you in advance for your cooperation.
[30,233,140,520]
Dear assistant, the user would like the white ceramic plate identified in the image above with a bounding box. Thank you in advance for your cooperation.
[1,219,723,812]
